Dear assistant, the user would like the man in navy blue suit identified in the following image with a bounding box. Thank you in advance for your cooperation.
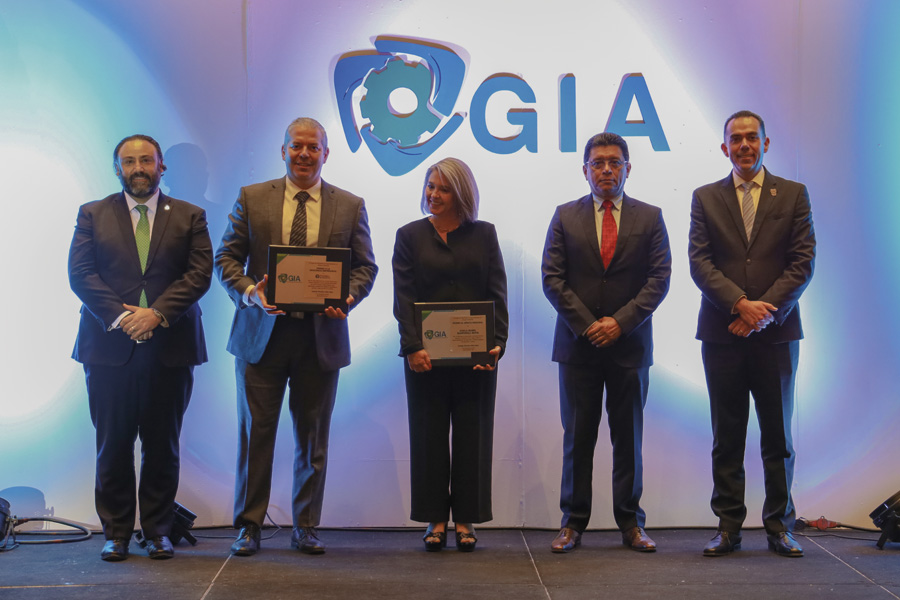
[689,110,815,557]
[543,133,671,553]
[69,134,212,561]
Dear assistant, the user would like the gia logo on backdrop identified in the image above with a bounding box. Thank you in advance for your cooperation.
[333,35,669,176]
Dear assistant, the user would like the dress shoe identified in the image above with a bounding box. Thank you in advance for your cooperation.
[550,527,582,553]
[145,535,175,560]
[767,531,804,557]
[703,530,741,556]
[230,524,261,556]
[455,527,477,552]
[291,527,326,554]
[423,524,447,552]
[100,538,129,562]
[622,526,657,552]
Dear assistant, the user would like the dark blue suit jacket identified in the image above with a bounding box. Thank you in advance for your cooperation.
[689,170,816,344]
[69,192,212,367]
[542,193,671,368]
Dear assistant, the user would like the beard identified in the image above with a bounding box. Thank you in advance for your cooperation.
[120,171,160,199]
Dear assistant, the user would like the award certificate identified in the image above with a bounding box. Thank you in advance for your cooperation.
[267,245,351,312]
[413,301,495,367]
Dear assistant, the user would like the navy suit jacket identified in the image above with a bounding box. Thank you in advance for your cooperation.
[688,169,816,344]
[215,178,378,371]
[542,193,671,368]
[68,192,212,367]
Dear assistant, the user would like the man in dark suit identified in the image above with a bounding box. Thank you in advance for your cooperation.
[69,134,212,561]
[216,117,377,556]
[542,132,671,553]
[689,110,815,558]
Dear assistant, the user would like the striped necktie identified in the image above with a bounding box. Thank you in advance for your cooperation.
[741,182,755,241]
[289,191,310,246]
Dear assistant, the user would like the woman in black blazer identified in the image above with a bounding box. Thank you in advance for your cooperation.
[392,157,509,552]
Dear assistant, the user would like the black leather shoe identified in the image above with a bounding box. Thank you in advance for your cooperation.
[767,531,804,557]
[703,531,741,556]
[455,527,477,552]
[145,535,174,560]
[423,524,447,552]
[100,538,129,562]
[550,527,582,553]
[230,524,261,556]
[291,527,326,554]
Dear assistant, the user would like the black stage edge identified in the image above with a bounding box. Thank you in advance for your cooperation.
[0,528,897,599]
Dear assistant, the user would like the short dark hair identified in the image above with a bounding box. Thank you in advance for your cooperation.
[583,132,629,164]
[113,134,164,164]
[723,110,766,139]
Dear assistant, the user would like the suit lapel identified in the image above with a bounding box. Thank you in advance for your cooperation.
[113,193,143,273]
[717,173,748,247]
[268,178,286,245]
[750,169,778,247]
[612,194,639,268]
[317,180,337,246]
[146,194,172,270]
[577,195,604,271]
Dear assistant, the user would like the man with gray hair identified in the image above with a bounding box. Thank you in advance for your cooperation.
[216,117,377,556]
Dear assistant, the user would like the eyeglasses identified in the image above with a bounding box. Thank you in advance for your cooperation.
[585,159,626,171]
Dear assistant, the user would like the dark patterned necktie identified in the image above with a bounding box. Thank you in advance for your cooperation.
[289,191,310,246]
[600,200,617,268]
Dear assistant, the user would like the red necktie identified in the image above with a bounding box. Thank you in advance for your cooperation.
[600,200,617,268]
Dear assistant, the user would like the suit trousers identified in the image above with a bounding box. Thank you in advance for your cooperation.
[233,316,339,529]
[85,343,193,540]
[405,363,497,524]
[558,360,648,533]
[702,339,799,534]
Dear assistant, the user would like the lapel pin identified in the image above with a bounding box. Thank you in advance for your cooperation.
[769,188,776,197]
[164,204,171,210]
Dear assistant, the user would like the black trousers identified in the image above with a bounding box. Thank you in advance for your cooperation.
[405,363,497,524]
[558,360,648,533]
[233,316,339,529]
[85,343,193,540]
[702,339,799,534]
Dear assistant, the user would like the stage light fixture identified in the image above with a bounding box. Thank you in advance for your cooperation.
[870,490,900,549]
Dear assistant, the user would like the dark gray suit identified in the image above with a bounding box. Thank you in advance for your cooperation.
[215,177,377,528]
[542,193,671,532]
[689,169,815,534]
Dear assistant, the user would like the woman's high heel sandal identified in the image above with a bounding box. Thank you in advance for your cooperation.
[455,529,477,552]
[423,527,447,552]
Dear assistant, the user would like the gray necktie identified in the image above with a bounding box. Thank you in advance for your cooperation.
[289,191,310,246]
[741,182,755,241]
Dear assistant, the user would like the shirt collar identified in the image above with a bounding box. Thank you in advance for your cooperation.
[285,176,322,202]
[733,167,766,190]
[124,189,160,213]
[592,193,623,210]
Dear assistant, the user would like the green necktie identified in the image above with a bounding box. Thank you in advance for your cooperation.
[135,204,150,308]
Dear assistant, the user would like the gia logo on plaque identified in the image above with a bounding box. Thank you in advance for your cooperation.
[413,301,495,366]
[267,245,351,312]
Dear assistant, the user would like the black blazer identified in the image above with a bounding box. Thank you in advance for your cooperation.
[69,192,212,367]
[689,169,816,344]
[392,218,509,357]
[542,193,671,368]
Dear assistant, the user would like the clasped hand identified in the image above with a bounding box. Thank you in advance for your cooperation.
[729,298,777,338]
[586,317,621,348]
[120,304,161,341]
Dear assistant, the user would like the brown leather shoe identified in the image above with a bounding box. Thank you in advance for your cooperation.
[621,526,657,552]
[550,527,582,553]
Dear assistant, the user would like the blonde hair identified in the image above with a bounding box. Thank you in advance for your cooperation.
[420,157,479,223]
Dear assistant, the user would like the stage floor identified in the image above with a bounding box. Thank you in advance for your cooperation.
[1,527,897,599]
